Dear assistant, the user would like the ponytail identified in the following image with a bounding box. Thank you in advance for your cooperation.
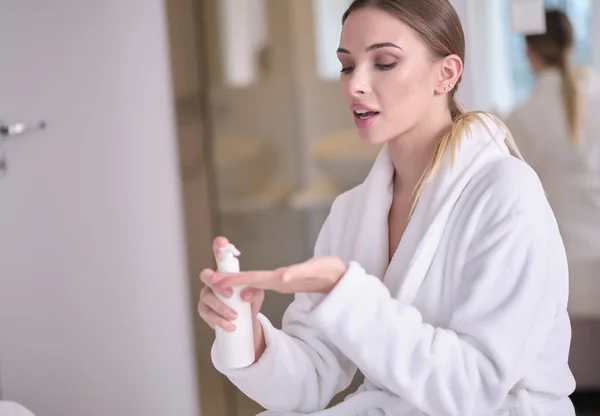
[449,95,467,120]
[525,10,582,144]
[409,96,524,217]
[557,54,583,144]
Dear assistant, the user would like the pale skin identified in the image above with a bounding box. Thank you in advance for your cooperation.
[198,7,463,362]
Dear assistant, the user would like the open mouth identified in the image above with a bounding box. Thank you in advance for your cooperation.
[354,109,380,120]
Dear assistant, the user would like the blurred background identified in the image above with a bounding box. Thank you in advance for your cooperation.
[0,0,599,415]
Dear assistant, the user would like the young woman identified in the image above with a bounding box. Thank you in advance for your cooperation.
[506,10,600,319]
[199,1,576,414]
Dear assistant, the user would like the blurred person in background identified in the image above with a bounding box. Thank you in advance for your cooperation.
[199,1,576,415]
[506,10,600,318]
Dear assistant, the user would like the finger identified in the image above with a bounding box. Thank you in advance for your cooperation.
[214,273,272,291]
[212,270,282,287]
[201,288,239,321]
[200,269,233,296]
[197,302,215,329]
[240,287,263,302]
[198,304,236,332]
[197,300,216,327]
[213,236,230,261]
[200,275,232,299]
[199,269,215,287]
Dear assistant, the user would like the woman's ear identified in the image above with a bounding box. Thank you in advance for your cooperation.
[436,54,463,94]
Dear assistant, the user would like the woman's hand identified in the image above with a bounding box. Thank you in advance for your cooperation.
[198,237,266,359]
[211,256,348,295]
[198,270,265,331]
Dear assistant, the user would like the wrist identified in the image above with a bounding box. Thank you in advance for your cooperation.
[327,257,347,293]
[336,257,348,278]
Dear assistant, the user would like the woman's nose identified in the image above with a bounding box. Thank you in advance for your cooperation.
[348,70,371,96]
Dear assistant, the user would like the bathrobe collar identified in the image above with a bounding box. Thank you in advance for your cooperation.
[350,115,512,302]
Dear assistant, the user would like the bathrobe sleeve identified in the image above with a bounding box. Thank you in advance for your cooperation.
[211,214,358,413]
[308,168,562,416]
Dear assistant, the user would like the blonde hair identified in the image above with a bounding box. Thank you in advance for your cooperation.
[526,10,583,144]
[557,54,583,143]
[409,100,523,215]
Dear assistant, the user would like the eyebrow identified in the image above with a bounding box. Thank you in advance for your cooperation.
[336,42,403,54]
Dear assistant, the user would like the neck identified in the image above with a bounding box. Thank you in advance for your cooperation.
[531,61,548,74]
[534,63,562,75]
[388,107,453,195]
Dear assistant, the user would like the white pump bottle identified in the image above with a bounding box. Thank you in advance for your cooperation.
[215,244,255,369]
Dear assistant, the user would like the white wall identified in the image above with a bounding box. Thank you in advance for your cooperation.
[0,1,201,415]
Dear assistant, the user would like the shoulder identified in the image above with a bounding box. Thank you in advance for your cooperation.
[503,81,554,131]
[463,156,568,285]
[581,67,600,98]
[328,183,365,216]
[504,103,535,135]
[466,155,550,224]
[504,106,526,126]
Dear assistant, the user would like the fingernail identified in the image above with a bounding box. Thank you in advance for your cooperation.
[242,293,252,301]
[223,289,233,298]
[227,323,237,332]
[228,311,237,320]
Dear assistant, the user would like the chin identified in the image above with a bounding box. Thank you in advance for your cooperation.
[356,127,393,146]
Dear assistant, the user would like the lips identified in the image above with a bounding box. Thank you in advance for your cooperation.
[354,109,379,120]
[351,104,380,128]
[351,104,379,118]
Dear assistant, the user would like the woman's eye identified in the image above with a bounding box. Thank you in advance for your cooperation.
[340,66,354,74]
[376,62,397,71]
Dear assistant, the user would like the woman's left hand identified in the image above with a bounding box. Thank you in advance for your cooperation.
[211,256,348,294]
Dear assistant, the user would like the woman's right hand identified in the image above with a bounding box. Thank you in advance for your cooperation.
[198,237,266,353]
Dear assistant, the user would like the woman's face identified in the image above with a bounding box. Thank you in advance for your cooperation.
[338,8,442,145]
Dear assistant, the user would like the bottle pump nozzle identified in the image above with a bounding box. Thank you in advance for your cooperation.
[217,244,241,274]
[219,244,241,261]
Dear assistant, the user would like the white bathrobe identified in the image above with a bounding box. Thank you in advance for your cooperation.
[212,116,576,416]
[506,67,600,318]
